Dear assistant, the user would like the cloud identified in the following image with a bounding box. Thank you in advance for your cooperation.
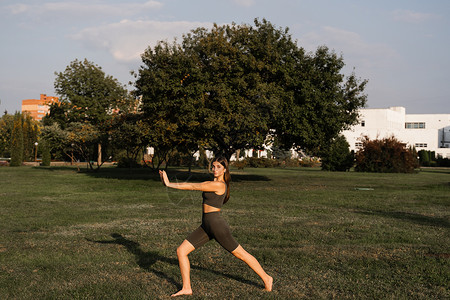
[71,20,213,62]
[233,0,256,7]
[300,26,397,69]
[7,1,163,18]
[391,10,438,23]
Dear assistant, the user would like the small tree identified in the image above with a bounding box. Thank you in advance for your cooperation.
[10,113,24,166]
[321,134,354,171]
[0,113,14,157]
[108,113,150,168]
[41,141,51,166]
[355,136,418,173]
[21,113,39,162]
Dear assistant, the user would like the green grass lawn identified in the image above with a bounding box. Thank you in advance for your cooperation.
[0,166,448,299]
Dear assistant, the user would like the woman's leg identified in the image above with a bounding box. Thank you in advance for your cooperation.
[231,245,273,291]
[172,239,195,297]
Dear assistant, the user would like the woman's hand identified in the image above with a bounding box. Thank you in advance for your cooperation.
[159,170,170,187]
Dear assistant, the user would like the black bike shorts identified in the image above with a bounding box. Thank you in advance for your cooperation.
[186,212,239,253]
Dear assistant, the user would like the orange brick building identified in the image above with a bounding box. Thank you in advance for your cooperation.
[22,94,59,121]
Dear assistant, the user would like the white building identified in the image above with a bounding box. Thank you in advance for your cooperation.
[341,107,450,158]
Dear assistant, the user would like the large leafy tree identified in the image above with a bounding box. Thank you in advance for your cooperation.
[135,19,367,160]
[44,59,130,167]
[136,21,285,159]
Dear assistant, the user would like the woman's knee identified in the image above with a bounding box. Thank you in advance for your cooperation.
[177,240,195,257]
[176,245,185,257]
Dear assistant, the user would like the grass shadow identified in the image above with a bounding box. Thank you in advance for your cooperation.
[228,173,270,182]
[87,233,261,290]
[356,209,450,229]
[420,168,450,175]
[87,233,181,290]
[38,167,272,182]
[31,166,81,172]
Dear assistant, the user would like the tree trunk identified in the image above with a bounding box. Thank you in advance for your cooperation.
[97,143,102,167]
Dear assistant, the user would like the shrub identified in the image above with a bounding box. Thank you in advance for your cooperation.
[299,157,320,167]
[232,157,279,169]
[321,135,354,171]
[246,157,278,168]
[355,136,419,173]
[283,158,300,167]
[436,157,450,167]
[115,150,142,168]
[117,157,142,168]
[232,159,248,170]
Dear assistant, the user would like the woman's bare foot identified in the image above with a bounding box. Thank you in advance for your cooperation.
[264,276,273,292]
[171,288,193,297]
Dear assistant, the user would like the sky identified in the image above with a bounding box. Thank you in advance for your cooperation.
[0,0,449,114]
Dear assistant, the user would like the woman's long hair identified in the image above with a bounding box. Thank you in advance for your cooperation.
[214,156,231,204]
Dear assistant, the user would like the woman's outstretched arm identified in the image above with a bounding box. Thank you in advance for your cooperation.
[159,170,225,193]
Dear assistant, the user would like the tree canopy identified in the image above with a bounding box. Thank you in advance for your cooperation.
[50,59,129,126]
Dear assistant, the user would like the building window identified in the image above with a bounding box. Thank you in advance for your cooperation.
[361,120,365,127]
[415,143,427,148]
[355,142,363,149]
[405,122,425,129]
[38,110,45,113]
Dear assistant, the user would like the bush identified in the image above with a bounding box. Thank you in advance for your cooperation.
[232,157,278,169]
[283,158,300,167]
[355,136,419,173]
[321,135,354,171]
[436,157,450,167]
[232,160,248,170]
[299,157,320,167]
[117,157,142,168]
[115,150,142,168]
[246,157,278,168]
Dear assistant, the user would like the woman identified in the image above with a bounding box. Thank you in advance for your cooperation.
[159,156,273,297]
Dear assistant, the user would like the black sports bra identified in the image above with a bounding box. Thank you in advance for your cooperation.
[202,184,227,209]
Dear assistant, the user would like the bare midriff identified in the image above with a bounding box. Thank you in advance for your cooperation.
[203,203,221,213]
